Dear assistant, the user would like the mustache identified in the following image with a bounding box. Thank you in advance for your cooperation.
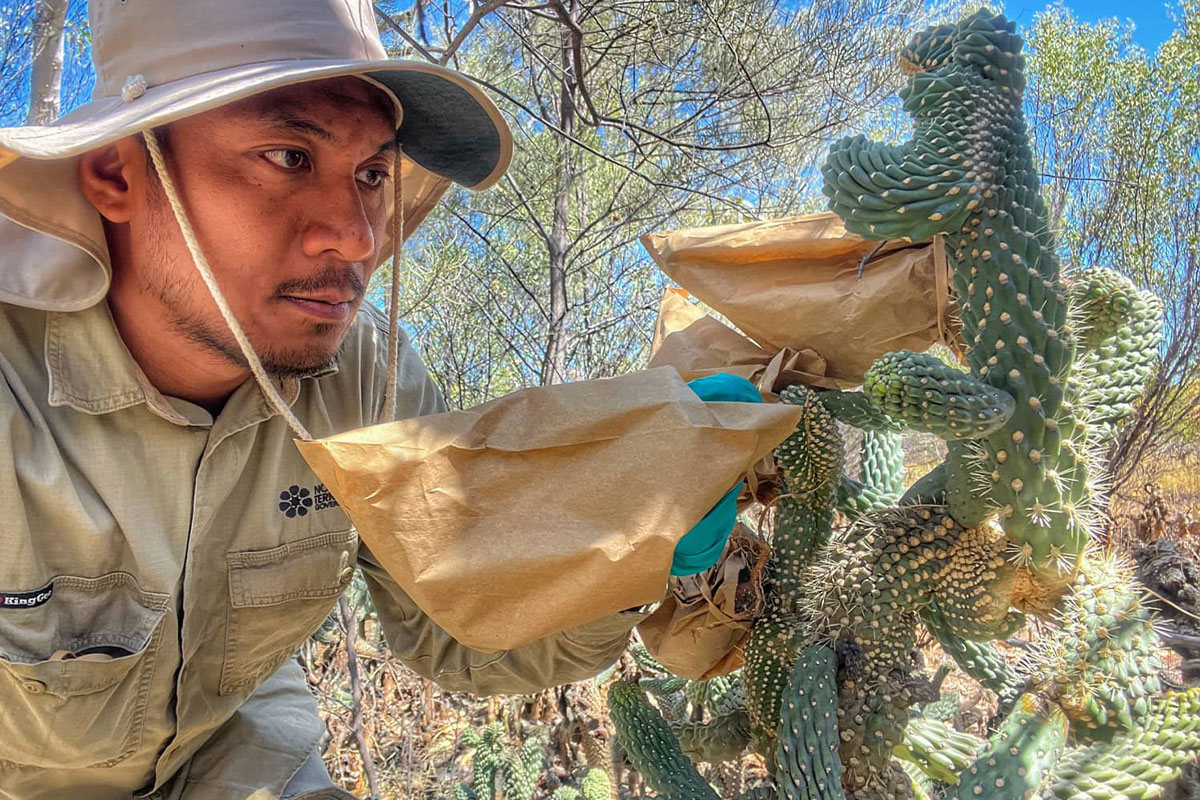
[274,265,366,300]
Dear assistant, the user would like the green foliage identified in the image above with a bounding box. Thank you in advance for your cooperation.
[1023,1,1200,479]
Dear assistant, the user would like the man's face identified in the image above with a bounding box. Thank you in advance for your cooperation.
[116,77,398,378]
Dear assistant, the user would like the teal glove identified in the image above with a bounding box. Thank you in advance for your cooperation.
[672,373,763,576]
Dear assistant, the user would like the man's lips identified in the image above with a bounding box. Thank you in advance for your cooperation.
[281,295,354,321]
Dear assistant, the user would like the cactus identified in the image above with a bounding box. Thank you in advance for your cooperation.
[671,710,754,765]
[823,8,1100,582]
[555,769,614,800]
[863,351,1016,440]
[453,722,548,800]
[1066,267,1164,444]
[945,694,1069,800]
[920,606,1023,714]
[744,385,843,764]
[614,9,1197,800]
[821,391,907,434]
[892,716,983,785]
[608,680,722,800]
[859,430,907,502]
[1047,689,1200,799]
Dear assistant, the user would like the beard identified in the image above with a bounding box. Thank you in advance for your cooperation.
[142,189,363,379]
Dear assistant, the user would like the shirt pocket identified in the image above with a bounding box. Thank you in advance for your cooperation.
[0,573,169,769]
[220,528,358,696]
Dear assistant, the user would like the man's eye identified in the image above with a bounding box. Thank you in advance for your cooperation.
[263,149,309,170]
[357,167,390,188]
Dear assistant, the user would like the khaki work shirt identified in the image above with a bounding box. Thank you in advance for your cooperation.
[0,298,647,800]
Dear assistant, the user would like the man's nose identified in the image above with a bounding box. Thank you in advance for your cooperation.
[300,179,377,263]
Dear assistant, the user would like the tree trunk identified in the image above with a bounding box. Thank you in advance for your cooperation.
[26,0,70,125]
[540,0,578,386]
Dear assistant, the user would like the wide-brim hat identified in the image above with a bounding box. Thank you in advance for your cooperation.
[0,0,513,312]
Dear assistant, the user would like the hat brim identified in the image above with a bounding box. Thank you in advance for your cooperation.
[0,57,512,190]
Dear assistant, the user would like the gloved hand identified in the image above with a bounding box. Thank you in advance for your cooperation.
[671,373,763,576]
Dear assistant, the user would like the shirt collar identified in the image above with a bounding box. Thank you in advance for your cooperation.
[44,300,335,427]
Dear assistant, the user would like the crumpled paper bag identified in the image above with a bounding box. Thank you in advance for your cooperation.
[647,288,814,505]
[641,211,956,387]
[636,523,768,679]
[296,367,801,653]
[649,287,839,393]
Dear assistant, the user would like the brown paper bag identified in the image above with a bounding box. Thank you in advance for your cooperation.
[296,367,801,653]
[641,211,956,387]
[649,287,839,392]
[648,288,812,505]
[636,524,768,679]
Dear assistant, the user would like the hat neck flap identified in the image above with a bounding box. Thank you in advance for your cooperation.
[0,156,110,312]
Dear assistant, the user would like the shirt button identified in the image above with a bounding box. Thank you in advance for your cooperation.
[339,566,354,583]
[22,678,46,694]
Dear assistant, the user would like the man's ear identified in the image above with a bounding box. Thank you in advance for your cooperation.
[77,136,149,224]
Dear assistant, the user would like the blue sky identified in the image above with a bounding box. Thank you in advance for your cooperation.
[1005,0,1177,48]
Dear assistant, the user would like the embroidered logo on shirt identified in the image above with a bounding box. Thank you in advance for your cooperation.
[277,483,340,517]
[278,485,313,518]
[0,581,53,609]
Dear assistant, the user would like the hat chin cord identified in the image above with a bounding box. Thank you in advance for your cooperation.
[141,129,406,440]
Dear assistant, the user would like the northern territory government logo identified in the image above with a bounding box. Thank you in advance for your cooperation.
[278,483,340,518]
[0,581,53,609]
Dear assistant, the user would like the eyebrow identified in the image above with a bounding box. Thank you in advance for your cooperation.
[244,107,399,157]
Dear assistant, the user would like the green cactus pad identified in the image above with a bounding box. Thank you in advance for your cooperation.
[1067,267,1164,443]
[822,8,1109,580]
[894,716,984,785]
[1023,560,1163,741]
[744,612,804,768]
[837,474,901,521]
[946,694,1068,800]
[820,391,907,433]
[864,350,1016,440]
[897,759,936,800]
[773,385,845,598]
[1047,689,1200,800]
[500,735,546,800]
[608,681,721,800]
[795,508,1020,793]
[671,711,753,765]
[861,430,907,501]
[580,768,612,800]
[463,721,506,799]
[922,606,1023,713]
[773,645,845,800]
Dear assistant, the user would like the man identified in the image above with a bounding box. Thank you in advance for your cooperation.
[0,2,743,799]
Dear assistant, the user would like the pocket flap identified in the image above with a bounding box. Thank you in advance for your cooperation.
[0,573,169,697]
[227,529,357,608]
